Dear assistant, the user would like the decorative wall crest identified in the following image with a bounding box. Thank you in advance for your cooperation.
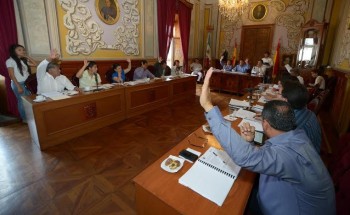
[59,0,105,55]
[58,0,140,56]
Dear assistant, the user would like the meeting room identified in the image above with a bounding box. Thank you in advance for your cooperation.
[0,0,350,214]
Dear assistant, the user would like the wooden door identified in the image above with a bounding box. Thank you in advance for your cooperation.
[240,25,274,66]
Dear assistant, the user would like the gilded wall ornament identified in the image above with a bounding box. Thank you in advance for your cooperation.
[59,0,105,55]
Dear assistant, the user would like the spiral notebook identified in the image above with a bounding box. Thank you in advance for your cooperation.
[179,147,241,206]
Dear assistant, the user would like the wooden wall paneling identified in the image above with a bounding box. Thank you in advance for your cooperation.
[221,73,240,93]
[240,25,274,66]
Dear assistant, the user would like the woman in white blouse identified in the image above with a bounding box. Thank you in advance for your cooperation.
[6,44,37,122]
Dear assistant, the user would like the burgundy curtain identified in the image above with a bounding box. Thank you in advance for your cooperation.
[157,0,176,60]
[0,0,19,116]
[178,1,192,73]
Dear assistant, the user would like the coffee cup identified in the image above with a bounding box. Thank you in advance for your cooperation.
[84,86,91,91]
[36,95,44,100]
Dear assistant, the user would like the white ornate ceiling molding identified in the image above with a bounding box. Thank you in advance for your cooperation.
[335,11,350,66]
[112,0,140,55]
[275,0,309,53]
[59,0,105,55]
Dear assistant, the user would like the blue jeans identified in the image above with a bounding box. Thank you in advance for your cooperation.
[11,81,30,121]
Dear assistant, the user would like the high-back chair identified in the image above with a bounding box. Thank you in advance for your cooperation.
[24,74,38,94]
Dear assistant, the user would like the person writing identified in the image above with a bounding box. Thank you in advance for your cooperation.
[199,68,335,215]
[133,60,155,80]
[75,60,102,88]
[6,44,37,122]
[112,58,131,83]
[36,49,80,94]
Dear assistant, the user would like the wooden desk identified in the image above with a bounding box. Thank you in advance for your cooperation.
[23,76,196,149]
[210,71,263,94]
[133,126,256,215]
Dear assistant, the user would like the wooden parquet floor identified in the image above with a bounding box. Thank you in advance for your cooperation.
[0,85,336,215]
[0,85,234,215]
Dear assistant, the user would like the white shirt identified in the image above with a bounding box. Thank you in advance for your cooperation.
[251,65,266,76]
[79,70,101,88]
[314,76,325,90]
[262,57,274,67]
[6,58,30,82]
[36,59,75,94]
[190,62,202,72]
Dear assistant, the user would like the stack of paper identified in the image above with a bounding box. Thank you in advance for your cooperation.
[251,104,264,112]
[229,99,250,109]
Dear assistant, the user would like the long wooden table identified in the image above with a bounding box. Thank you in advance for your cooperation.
[133,119,256,214]
[210,71,263,94]
[23,76,196,150]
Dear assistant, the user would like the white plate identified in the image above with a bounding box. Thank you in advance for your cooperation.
[33,98,46,103]
[161,155,184,173]
[202,124,212,133]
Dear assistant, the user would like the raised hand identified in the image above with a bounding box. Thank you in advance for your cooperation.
[239,122,255,142]
[83,59,89,68]
[126,58,131,63]
[49,49,60,61]
[200,67,214,112]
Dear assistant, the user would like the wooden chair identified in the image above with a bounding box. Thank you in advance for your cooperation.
[24,74,37,95]
[71,75,79,87]
[307,89,330,115]
[105,69,114,83]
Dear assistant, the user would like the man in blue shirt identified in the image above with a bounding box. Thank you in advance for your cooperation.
[199,68,335,215]
[233,59,248,73]
[281,80,322,153]
[133,60,155,80]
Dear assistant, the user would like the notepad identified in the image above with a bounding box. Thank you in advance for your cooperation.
[179,147,241,206]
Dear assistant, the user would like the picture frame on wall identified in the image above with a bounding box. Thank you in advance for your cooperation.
[281,54,297,68]
[95,0,120,25]
[251,4,267,21]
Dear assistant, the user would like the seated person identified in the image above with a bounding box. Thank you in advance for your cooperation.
[264,73,299,101]
[220,56,233,72]
[158,60,171,76]
[112,58,131,83]
[190,58,203,82]
[262,51,273,67]
[154,57,164,77]
[171,60,182,76]
[133,60,155,80]
[36,49,80,94]
[200,69,335,215]
[290,68,304,85]
[309,70,325,90]
[251,60,266,76]
[281,81,321,153]
[233,60,248,73]
[244,58,251,70]
[75,60,102,88]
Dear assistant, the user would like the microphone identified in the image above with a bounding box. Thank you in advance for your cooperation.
[94,73,98,89]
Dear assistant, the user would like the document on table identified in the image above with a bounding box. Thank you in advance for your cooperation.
[229,99,250,108]
[179,147,241,206]
[235,108,256,119]
[238,118,263,132]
